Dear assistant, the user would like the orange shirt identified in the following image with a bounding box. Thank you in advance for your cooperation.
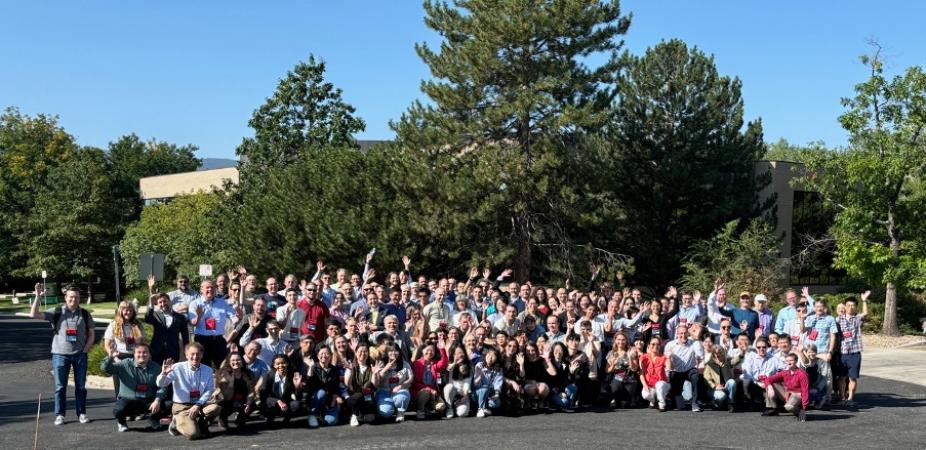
[641,353,668,386]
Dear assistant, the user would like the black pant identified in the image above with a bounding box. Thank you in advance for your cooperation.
[113,398,162,424]
[195,335,228,369]
[609,375,641,406]
[346,392,377,416]
[219,399,252,423]
[669,369,700,403]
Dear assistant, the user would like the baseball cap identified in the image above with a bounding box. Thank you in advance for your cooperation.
[755,294,768,303]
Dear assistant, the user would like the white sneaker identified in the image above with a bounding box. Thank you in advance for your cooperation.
[117,423,129,432]
[445,409,455,419]
[78,414,90,424]
[307,415,319,428]
[476,409,486,418]
[350,415,360,427]
[395,411,406,423]
[54,415,65,426]
[456,404,468,417]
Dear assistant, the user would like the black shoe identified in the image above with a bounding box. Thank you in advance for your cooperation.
[761,408,778,416]
[728,404,736,413]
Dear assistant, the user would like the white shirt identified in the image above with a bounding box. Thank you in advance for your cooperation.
[156,361,215,405]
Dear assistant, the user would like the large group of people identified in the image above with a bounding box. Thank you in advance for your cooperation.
[29,254,871,438]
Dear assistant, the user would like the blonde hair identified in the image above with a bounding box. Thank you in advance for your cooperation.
[114,300,144,341]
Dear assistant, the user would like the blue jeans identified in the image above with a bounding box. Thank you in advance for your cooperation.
[307,390,339,425]
[376,389,410,418]
[550,384,578,409]
[712,379,737,405]
[52,353,88,417]
[474,386,501,410]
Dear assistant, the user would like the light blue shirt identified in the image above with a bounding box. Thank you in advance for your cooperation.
[740,351,782,381]
[775,305,797,334]
[156,361,215,406]
[804,313,838,353]
[188,296,236,336]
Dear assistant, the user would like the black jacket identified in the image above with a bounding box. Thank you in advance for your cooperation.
[144,308,190,363]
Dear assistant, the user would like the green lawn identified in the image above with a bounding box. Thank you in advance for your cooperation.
[0,299,138,320]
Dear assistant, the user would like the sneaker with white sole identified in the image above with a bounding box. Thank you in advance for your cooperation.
[117,423,129,432]
[476,409,486,418]
[168,420,180,436]
[395,411,406,423]
[78,414,90,424]
[445,409,455,419]
[54,415,65,426]
[307,415,319,428]
[349,415,360,427]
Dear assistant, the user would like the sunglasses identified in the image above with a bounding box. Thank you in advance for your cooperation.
[756,346,768,350]
[721,326,731,329]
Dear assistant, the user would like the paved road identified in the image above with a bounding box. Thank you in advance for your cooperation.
[1,315,925,449]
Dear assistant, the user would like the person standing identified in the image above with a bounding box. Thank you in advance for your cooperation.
[188,280,240,368]
[836,291,869,407]
[145,292,190,365]
[29,284,94,426]
[156,343,221,439]
[100,343,166,432]
[167,276,198,314]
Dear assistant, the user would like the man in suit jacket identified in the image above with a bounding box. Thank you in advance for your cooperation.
[373,315,414,362]
[146,293,190,364]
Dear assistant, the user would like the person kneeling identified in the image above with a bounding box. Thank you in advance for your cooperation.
[762,353,809,422]
[256,355,300,428]
[101,343,166,432]
[156,343,222,439]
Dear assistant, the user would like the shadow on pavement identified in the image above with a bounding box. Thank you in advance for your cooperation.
[0,397,114,426]
[0,316,105,364]
[844,392,926,410]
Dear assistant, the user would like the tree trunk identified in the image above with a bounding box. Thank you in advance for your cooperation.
[514,216,532,283]
[882,281,900,336]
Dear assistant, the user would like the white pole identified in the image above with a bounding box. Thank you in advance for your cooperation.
[33,392,41,450]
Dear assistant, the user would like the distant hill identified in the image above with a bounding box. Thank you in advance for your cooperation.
[199,158,238,170]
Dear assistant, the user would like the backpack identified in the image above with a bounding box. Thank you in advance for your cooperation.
[52,306,92,334]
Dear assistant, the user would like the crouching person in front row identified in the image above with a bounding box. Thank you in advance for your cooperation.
[156,342,222,439]
[101,342,168,432]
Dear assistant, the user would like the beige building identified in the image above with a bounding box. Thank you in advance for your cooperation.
[140,167,239,204]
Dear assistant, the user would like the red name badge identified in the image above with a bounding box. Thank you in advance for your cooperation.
[65,328,78,336]
[125,336,135,345]
[652,323,661,329]
[290,327,299,335]
[734,368,743,375]
[362,387,373,396]
[233,393,246,402]
[205,317,217,331]
[679,318,687,324]
[807,330,819,341]
[388,376,399,384]
[843,331,853,338]
[190,389,201,400]
[136,384,148,392]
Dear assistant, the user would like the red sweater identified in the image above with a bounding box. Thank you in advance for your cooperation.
[766,367,810,409]
[297,299,330,342]
[411,348,449,395]
[641,353,668,386]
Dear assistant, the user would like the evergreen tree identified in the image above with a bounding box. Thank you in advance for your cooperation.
[393,0,631,281]
[606,39,773,286]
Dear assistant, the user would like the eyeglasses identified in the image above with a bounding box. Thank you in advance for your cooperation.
[721,326,731,329]
[648,343,659,347]
[756,346,768,350]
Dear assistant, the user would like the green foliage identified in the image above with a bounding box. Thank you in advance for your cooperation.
[604,39,774,286]
[680,218,787,298]
[0,107,79,283]
[17,147,131,281]
[799,49,926,334]
[763,138,831,163]
[392,0,632,281]
[219,145,414,276]
[236,55,365,171]
[120,192,224,287]
[108,133,200,218]
[87,342,109,377]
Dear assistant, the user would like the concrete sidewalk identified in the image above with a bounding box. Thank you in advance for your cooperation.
[861,347,926,388]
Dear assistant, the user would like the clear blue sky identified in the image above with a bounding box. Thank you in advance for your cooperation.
[2,1,924,159]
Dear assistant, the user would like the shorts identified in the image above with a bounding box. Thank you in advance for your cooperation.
[840,352,861,380]
[831,353,848,377]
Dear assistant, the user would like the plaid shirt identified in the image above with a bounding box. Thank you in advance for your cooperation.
[837,314,864,354]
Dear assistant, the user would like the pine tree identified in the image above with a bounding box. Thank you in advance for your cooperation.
[393,0,631,281]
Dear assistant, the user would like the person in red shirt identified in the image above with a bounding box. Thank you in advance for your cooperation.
[299,284,330,342]
[640,337,670,412]
[762,353,809,421]
[411,339,449,419]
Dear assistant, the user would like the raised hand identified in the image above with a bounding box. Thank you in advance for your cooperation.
[801,286,810,299]
[482,267,491,279]
[693,291,702,303]
[516,353,525,366]
[500,268,513,279]
[34,282,43,297]
[147,274,156,292]
[861,290,871,302]
[469,266,479,280]
[666,286,677,299]
[402,256,411,270]
[316,260,326,272]
[366,250,375,264]
[293,371,303,387]
[589,263,600,276]
[237,266,248,276]
[227,269,237,281]
[366,268,376,281]
[161,358,175,375]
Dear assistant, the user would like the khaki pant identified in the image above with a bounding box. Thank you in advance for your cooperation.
[765,383,802,412]
[172,402,221,439]
[415,388,446,413]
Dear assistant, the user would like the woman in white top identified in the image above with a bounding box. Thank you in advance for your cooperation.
[104,301,147,396]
